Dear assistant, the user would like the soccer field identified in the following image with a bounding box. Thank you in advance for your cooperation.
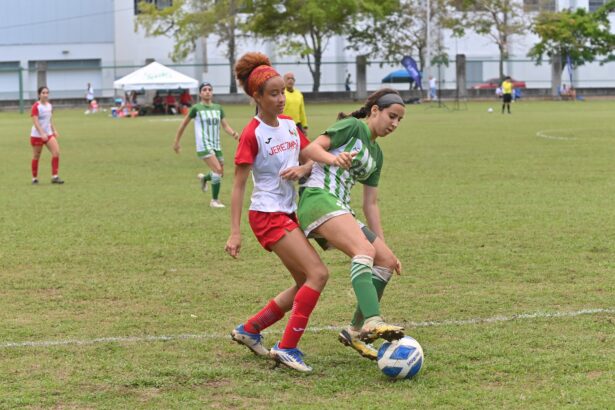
[1,100,614,408]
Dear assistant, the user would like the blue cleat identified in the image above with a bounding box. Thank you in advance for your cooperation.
[230,324,269,356]
[270,342,312,373]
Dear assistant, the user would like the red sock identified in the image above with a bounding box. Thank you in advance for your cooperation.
[279,286,321,349]
[244,299,284,333]
[51,157,59,176]
[31,159,39,178]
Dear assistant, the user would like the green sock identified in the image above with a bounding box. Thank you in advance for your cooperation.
[202,172,212,182]
[211,172,221,200]
[351,277,387,329]
[350,256,380,320]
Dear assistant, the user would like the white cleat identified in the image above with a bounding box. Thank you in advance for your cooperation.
[210,199,225,208]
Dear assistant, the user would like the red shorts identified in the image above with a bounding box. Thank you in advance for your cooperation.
[248,211,299,251]
[30,135,56,146]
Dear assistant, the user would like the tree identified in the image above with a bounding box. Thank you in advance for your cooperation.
[528,1,615,79]
[347,0,451,73]
[135,0,247,93]
[448,0,528,80]
[248,0,395,93]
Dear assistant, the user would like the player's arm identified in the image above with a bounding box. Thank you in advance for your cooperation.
[225,164,251,258]
[221,118,239,140]
[50,117,59,138]
[363,185,384,240]
[32,115,48,142]
[300,135,355,169]
[173,115,192,153]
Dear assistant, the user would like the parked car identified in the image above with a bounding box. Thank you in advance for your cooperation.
[472,78,527,89]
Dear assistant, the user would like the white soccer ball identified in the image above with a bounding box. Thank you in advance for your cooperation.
[377,336,424,379]
[487,107,494,113]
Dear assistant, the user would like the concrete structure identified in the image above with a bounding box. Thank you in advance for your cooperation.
[0,0,613,103]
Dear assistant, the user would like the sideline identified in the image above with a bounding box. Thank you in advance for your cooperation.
[1,307,612,349]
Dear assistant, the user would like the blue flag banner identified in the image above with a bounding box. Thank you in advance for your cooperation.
[401,56,422,90]
[566,54,573,85]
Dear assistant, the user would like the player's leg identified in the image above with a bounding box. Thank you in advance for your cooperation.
[268,229,328,372]
[201,152,224,207]
[314,214,403,343]
[31,143,43,184]
[45,138,64,184]
[340,229,398,359]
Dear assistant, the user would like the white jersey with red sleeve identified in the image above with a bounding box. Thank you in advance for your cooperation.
[30,102,53,138]
[235,115,310,213]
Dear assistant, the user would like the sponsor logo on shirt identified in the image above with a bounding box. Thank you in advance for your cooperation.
[265,137,272,144]
[268,140,298,156]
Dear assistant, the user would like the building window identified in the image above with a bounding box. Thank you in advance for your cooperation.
[523,0,555,12]
[589,0,607,12]
[134,0,173,15]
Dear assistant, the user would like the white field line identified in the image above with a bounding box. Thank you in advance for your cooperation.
[536,129,577,141]
[1,307,612,350]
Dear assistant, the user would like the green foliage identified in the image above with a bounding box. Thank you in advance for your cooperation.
[1,102,615,407]
[528,1,615,69]
[248,0,393,91]
[135,0,249,93]
[448,0,528,79]
[347,0,450,70]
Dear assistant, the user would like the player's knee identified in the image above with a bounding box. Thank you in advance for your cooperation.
[356,244,376,260]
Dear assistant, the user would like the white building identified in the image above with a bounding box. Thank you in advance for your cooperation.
[0,0,613,101]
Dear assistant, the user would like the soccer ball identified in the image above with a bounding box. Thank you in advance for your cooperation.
[487,107,494,113]
[377,336,424,379]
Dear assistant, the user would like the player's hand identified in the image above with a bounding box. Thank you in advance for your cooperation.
[394,259,402,275]
[232,131,240,141]
[280,165,306,181]
[173,142,181,154]
[225,234,242,258]
[332,151,357,169]
[42,135,49,142]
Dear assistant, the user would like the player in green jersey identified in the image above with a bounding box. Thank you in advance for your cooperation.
[297,88,406,360]
[173,82,240,208]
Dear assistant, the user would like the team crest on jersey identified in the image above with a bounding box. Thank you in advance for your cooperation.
[288,126,297,137]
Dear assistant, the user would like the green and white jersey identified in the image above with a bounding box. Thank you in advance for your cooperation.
[302,117,383,208]
[190,102,225,153]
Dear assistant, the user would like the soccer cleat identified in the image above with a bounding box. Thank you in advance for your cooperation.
[51,176,65,184]
[231,324,269,356]
[338,327,378,361]
[32,178,39,185]
[270,343,312,373]
[210,199,225,208]
[360,316,404,343]
[197,173,208,192]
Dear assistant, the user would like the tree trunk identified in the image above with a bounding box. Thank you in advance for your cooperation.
[227,2,237,94]
[312,49,322,94]
[551,54,562,99]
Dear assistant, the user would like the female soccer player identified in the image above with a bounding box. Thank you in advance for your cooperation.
[225,52,328,373]
[297,88,406,360]
[173,82,240,208]
[30,86,64,185]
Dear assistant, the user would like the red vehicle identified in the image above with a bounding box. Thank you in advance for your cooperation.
[472,78,527,89]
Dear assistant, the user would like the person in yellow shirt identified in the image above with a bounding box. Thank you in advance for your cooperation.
[283,72,308,135]
[501,76,514,114]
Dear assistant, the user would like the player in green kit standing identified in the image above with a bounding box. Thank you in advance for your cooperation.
[173,82,240,208]
[297,88,406,360]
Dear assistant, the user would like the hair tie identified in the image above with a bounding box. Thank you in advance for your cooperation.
[247,65,280,96]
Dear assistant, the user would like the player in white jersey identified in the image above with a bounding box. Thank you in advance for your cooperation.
[297,88,406,359]
[225,52,328,373]
[30,86,64,185]
[173,83,240,208]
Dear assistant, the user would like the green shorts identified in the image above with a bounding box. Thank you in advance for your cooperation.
[197,149,223,163]
[298,188,376,251]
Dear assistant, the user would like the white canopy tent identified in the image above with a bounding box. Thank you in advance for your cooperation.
[113,62,198,91]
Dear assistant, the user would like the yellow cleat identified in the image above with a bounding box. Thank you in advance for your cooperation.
[360,316,404,343]
[338,327,378,361]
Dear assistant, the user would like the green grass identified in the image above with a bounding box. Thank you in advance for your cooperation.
[1,100,614,408]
